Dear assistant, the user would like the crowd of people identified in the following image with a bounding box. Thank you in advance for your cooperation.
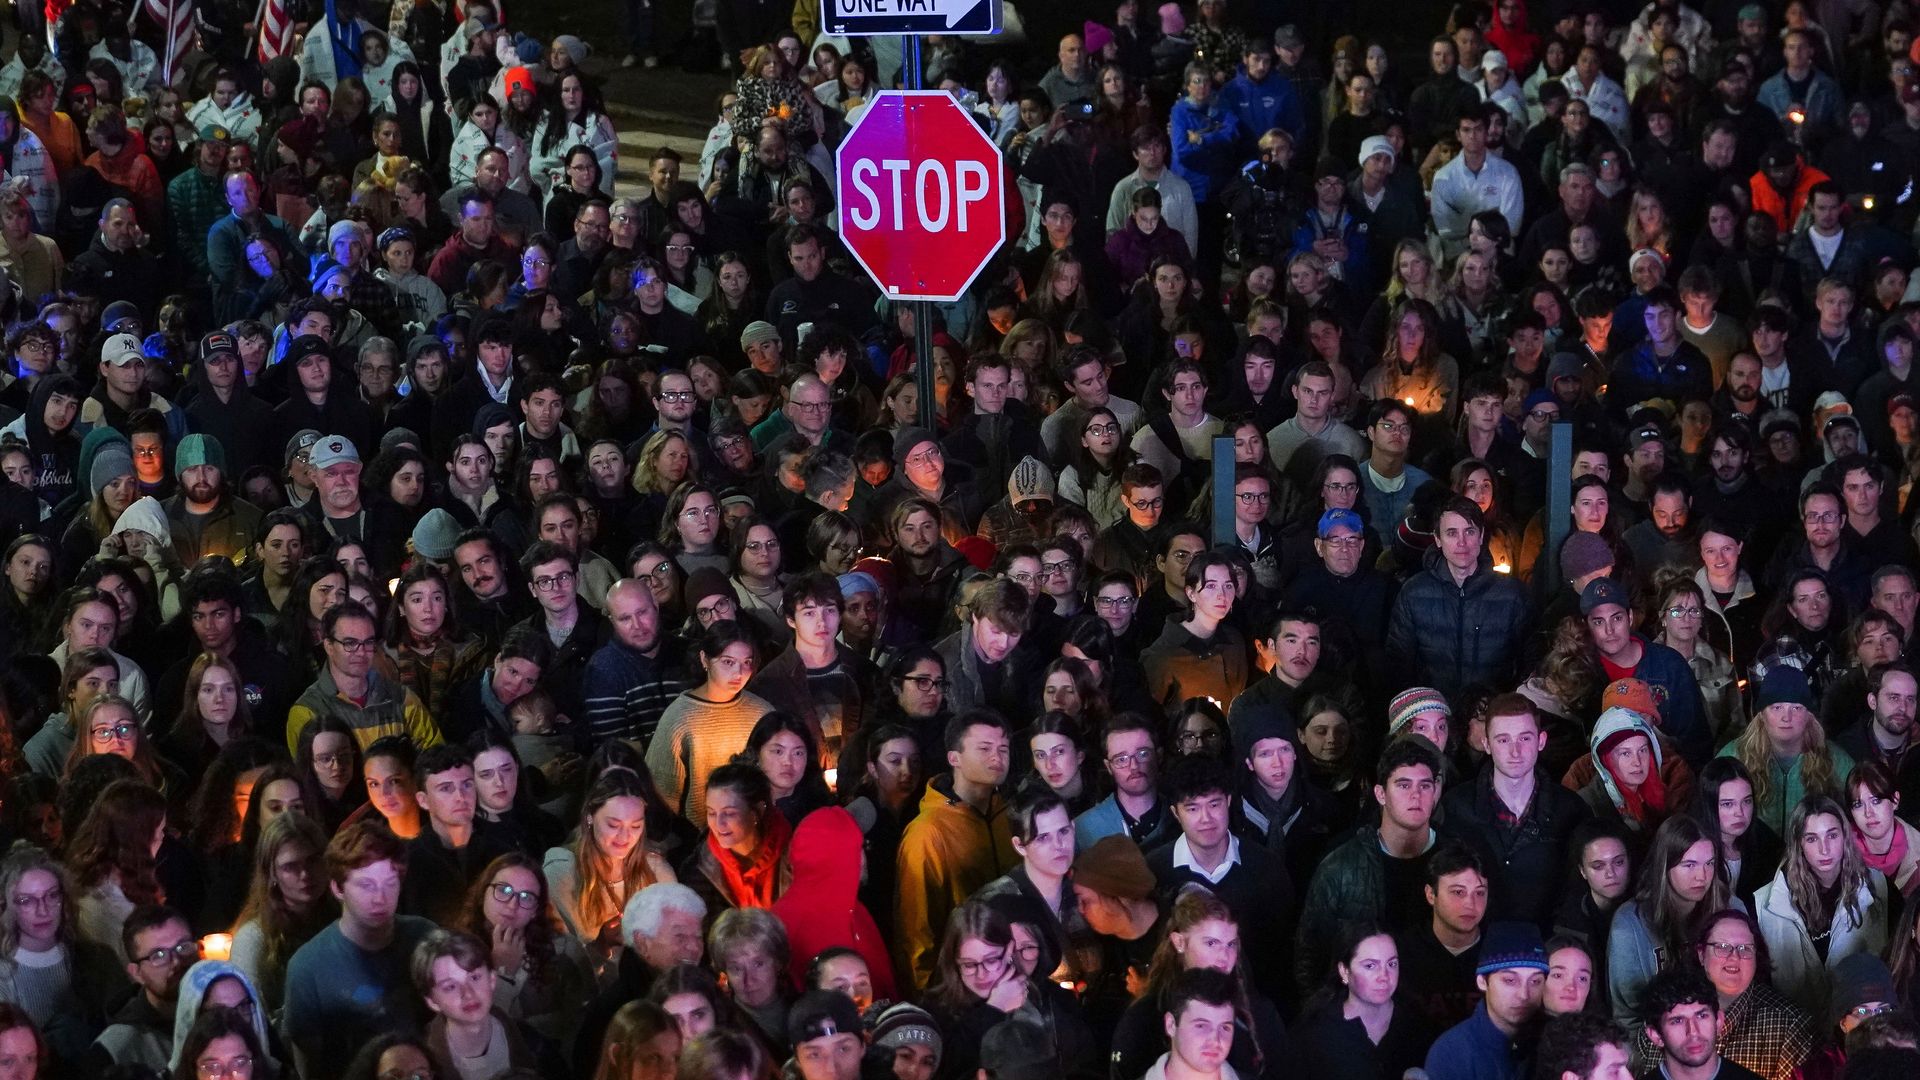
[14,0,1920,1078]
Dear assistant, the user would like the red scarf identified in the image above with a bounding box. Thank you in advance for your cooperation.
[1857,825,1909,882]
[708,810,792,908]
[1604,760,1668,825]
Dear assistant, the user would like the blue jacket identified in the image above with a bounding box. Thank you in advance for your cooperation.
[1604,338,1712,424]
[1618,635,1713,769]
[1170,97,1241,203]
[1289,205,1372,294]
[1218,70,1306,152]
[1424,1003,1524,1080]
[1073,794,1178,850]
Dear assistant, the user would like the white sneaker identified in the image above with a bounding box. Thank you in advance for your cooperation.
[621,53,639,68]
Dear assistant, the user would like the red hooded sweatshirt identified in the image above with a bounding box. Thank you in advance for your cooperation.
[771,806,899,1003]
[1488,0,1542,75]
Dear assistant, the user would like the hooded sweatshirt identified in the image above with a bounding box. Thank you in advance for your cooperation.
[4,375,80,506]
[771,807,899,1003]
[1584,706,1667,829]
[167,961,275,1076]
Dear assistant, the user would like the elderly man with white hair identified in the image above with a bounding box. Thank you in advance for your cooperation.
[571,882,708,1075]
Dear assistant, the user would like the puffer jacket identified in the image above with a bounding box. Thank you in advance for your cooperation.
[893,776,1015,992]
[1386,548,1532,699]
[1294,825,1417,995]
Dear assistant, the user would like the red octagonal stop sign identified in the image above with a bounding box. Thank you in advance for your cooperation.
[836,90,1007,302]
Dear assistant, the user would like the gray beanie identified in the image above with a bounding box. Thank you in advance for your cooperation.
[90,443,135,497]
[411,508,462,561]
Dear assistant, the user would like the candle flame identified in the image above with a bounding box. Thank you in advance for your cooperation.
[201,933,233,961]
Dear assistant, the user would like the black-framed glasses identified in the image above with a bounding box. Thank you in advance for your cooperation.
[1704,941,1756,959]
[489,880,541,909]
[91,722,137,742]
[532,571,577,592]
[900,674,948,692]
[1107,748,1155,770]
[327,636,376,653]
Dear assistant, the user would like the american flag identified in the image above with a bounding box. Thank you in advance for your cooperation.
[257,0,291,62]
[142,0,192,87]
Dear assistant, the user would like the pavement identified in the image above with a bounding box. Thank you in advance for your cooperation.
[512,1,733,196]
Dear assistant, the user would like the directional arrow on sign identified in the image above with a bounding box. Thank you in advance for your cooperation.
[821,0,1000,36]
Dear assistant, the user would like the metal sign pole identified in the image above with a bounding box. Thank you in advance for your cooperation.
[901,33,936,431]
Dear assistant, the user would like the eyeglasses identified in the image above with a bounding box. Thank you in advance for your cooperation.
[1665,606,1704,619]
[656,390,696,403]
[1129,497,1164,512]
[743,539,780,554]
[900,674,948,692]
[791,399,832,413]
[1177,729,1224,746]
[665,243,695,253]
[1804,511,1841,524]
[714,435,748,453]
[91,722,137,742]
[1374,419,1410,433]
[197,1055,253,1079]
[9,890,59,912]
[1528,408,1561,421]
[905,447,943,468]
[1095,595,1135,609]
[533,571,577,592]
[521,256,552,269]
[695,600,733,620]
[1085,423,1120,437]
[1012,942,1042,961]
[1040,559,1076,576]
[1235,491,1271,504]
[957,953,1007,978]
[328,636,377,653]
[132,445,163,458]
[683,505,720,519]
[1107,748,1156,770]
[136,940,201,967]
[1008,571,1037,585]
[1704,941,1756,959]
[1319,535,1364,550]
[1323,481,1360,494]
[313,751,351,768]
[489,880,541,909]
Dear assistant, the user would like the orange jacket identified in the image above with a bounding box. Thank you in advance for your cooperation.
[1750,161,1830,233]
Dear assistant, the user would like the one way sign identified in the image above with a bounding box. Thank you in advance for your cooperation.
[821,0,1001,35]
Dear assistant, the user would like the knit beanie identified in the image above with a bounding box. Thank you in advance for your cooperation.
[411,508,462,561]
[1387,687,1449,736]
[1071,834,1154,900]
[1230,703,1300,762]
[1755,665,1815,712]
[174,434,226,479]
[1475,922,1549,977]
[1559,532,1613,583]
[872,1004,944,1065]
[553,34,590,65]
[684,567,733,612]
[893,426,938,471]
[381,428,422,455]
[1599,678,1662,723]
[1007,456,1055,505]
[90,442,134,498]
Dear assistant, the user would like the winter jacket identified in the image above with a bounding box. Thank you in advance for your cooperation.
[1606,895,1747,1019]
[1141,616,1250,716]
[1441,766,1593,929]
[1757,68,1845,138]
[162,492,262,566]
[936,621,1041,720]
[529,112,618,198]
[1294,825,1434,994]
[1714,736,1857,837]
[770,807,899,1004]
[1386,548,1532,699]
[746,642,876,758]
[285,667,443,754]
[1169,97,1240,204]
[1104,215,1193,285]
[1072,793,1179,851]
[1753,868,1887,1018]
[893,777,1016,992]
[1604,339,1713,426]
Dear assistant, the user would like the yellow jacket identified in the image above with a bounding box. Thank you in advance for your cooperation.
[892,777,1016,992]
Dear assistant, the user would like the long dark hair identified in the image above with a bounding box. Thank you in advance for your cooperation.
[458,851,561,982]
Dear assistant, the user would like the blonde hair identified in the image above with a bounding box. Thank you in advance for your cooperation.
[1733,701,1840,812]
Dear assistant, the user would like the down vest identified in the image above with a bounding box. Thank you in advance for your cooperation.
[1386,548,1532,699]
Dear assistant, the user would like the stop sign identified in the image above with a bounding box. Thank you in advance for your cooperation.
[836,90,1006,302]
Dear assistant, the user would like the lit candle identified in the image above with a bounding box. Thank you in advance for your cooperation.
[387,578,401,595]
[1493,562,1512,574]
[201,933,232,961]
[823,768,838,792]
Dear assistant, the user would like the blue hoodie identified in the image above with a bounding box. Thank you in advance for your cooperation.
[1218,68,1306,153]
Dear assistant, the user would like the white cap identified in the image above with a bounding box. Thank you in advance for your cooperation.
[1358,134,1396,167]
[1481,49,1509,71]
[101,332,144,366]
